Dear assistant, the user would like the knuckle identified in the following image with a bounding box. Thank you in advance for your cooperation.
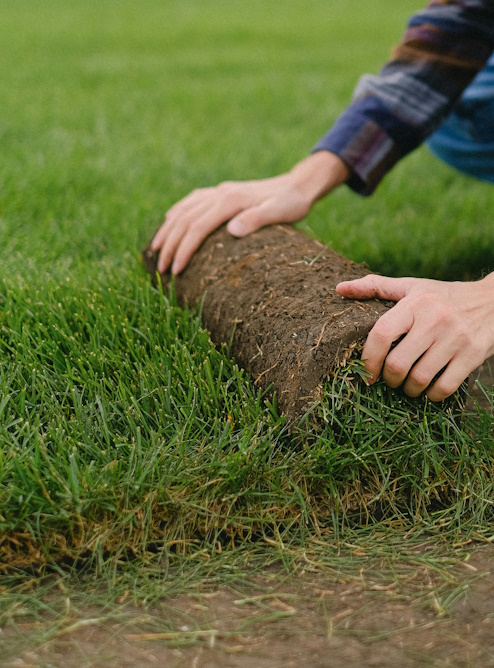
[357,274,380,296]
[407,367,430,388]
[362,273,376,285]
[403,385,422,398]
[454,324,471,347]
[217,181,237,197]
[434,308,454,327]
[383,355,408,378]
[415,291,436,307]
[191,187,211,198]
[371,317,394,343]
[470,343,487,366]
[416,294,454,325]
[409,290,434,308]
[191,219,210,235]
[432,378,458,400]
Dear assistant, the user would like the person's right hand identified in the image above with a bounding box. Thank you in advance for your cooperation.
[151,151,349,274]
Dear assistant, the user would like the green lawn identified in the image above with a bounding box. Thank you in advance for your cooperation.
[1,0,493,646]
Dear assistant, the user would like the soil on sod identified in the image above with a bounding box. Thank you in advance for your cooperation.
[143,225,391,423]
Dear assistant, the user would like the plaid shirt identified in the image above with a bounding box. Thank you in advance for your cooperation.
[313,0,494,195]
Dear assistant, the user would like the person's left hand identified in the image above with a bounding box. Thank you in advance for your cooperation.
[336,273,494,401]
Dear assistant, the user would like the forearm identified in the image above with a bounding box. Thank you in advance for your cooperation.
[287,151,350,204]
[314,1,494,195]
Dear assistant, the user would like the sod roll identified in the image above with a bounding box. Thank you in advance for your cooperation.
[142,225,391,423]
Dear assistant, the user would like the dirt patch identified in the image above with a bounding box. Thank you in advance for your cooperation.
[5,546,494,667]
[142,225,391,423]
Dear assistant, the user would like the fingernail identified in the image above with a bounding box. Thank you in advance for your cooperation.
[227,219,246,236]
[171,261,183,275]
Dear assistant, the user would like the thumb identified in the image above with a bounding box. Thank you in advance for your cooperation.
[227,203,279,237]
[336,274,416,301]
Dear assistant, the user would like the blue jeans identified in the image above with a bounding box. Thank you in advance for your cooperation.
[427,53,494,182]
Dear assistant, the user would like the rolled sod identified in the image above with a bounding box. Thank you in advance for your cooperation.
[142,225,391,423]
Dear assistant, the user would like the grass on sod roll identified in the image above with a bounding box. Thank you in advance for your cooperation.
[0,274,493,570]
[1,0,494,640]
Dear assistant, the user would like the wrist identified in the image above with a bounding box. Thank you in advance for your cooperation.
[288,151,350,205]
[477,272,494,357]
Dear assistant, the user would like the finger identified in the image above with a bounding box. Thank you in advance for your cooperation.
[152,190,213,250]
[157,222,188,274]
[171,215,225,274]
[361,301,415,383]
[156,201,212,272]
[165,188,213,222]
[382,327,434,389]
[425,357,469,402]
[227,201,283,237]
[401,343,452,397]
[151,222,170,251]
[152,211,189,252]
[426,348,486,402]
[336,275,416,302]
[165,194,250,273]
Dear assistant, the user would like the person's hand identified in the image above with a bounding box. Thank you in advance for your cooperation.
[151,151,349,274]
[336,273,494,401]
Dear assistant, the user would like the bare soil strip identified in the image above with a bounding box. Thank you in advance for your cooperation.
[5,547,494,667]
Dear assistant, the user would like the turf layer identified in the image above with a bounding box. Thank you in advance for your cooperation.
[0,275,493,570]
[0,0,493,578]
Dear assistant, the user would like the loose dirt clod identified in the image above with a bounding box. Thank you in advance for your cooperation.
[142,225,391,423]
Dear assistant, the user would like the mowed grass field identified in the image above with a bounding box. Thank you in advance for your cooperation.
[1,0,494,654]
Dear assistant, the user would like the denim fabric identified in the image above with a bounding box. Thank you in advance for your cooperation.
[427,53,494,182]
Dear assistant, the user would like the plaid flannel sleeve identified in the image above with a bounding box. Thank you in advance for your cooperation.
[312,0,494,195]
